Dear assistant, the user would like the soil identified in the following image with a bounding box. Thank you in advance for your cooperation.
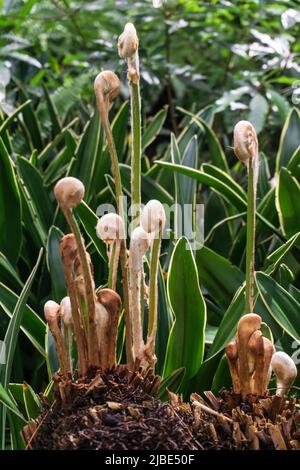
[23,367,300,451]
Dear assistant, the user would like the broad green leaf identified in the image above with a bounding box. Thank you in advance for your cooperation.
[158,368,185,401]
[196,246,244,307]
[276,108,300,171]
[157,161,246,211]
[255,271,300,342]
[0,249,42,448]
[45,326,59,379]
[120,164,173,205]
[69,110,103,201]
[37,118,78,166]
[19,87,44,151]
[8,412,25,450]
[163,238,206,392]
[265,232,300,275]
[174,136,197,241]
[8,384,26,417]
[0,384,26,423]
[75,201,107,261]
[17,157,52,233]
[208,285,245,358]
[0,100,31,137]
[0,252,23,292]
[177,105,215,156]
[211,354,231,394]
[155,266,173,375]
[287,145,300,177]
[0,282,46,356]
[276,167,300,237]
[47,226,66,301]
[42,84,61,136]
[44,130,77,185]
[177,106,229,172]
[0,138,21,265]
[202,163,246,201]
[278,263,294,289]
[22,383,41,420]
[171,133,181,237]
[207,283,282,359]
[289,285,300,304]
[257,152,271,199]
[188,352,223,396]
[247,93,268,134]
[179,136,197,206]
[142,106,168,151]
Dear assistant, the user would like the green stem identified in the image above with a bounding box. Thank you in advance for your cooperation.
[101,114,133,368]
[245,158,256,313]
[130,81,141,223]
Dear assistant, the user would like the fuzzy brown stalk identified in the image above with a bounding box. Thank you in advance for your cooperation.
[44,301,69,377]
[63,210,99,368]
[237,314,261,397]
[98,289,121,368]
[60,234,88,376]
[225,342,240,393]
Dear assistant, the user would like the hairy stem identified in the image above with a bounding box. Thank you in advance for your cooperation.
[63,210,99,367]
[145,228,162,363]
[100,112,134,367]
[108,240,121,291]
[130,81,141,223]
[60,245,88,376]
[245,158,256,313]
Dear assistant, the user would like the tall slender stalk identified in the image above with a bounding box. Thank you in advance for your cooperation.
[245,159,255,313]
[131,81,141,221]
[118,23,141,224]
[94,71,133,367]
[60,235,88,376]
[63,210,99,367]
[54,177,99,368]
[141,200,166,365]
[233,120,258,314]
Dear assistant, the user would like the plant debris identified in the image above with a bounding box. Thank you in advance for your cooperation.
[191,391,300,450]
[24,366,300,451]
[26,366,202,450]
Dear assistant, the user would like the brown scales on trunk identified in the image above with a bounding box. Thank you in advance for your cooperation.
[23,368,300,450]
[23,366,201,451]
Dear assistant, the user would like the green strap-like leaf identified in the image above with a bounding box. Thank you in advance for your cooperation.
[265,232,300,275]
[46,226,66,301]
[158,367,185,401]
[0,249,43,448]
[75,201,107,261]
[177,106,229,172]
[163,238,206,393]
[255,271,300,342]
[276,167,300,238]
[142,106,168,151]
[0,282,46,356]
[0,138,22,265]
[276,107,300,171]
[0,384,26,423]
[196,245,244,308]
